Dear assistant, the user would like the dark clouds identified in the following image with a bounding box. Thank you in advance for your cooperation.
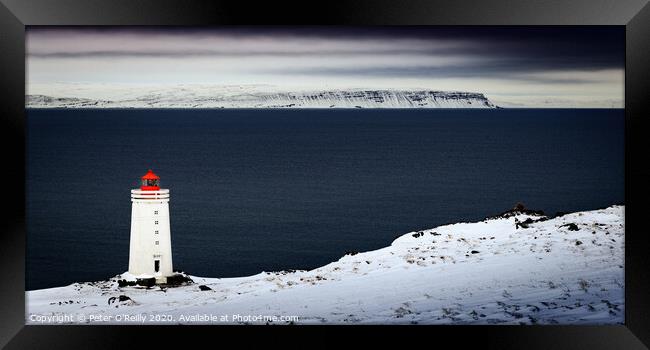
[27,26,624,76]
[26,26,624,107]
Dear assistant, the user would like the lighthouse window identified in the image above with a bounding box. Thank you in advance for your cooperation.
[142,178,160,187]
[154,260,160,273]
[154,210,158,215]
[155,220,159,225]
[155,240,159,245]
[155,230,159,234]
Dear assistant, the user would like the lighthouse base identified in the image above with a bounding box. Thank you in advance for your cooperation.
[118,272,194,288]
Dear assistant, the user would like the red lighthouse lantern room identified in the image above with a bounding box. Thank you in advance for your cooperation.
[140,169,161,191]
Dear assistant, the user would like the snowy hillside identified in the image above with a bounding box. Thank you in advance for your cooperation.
[26,84,496,109]
[26,205,624,325]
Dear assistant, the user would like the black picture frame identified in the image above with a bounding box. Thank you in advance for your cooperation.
[1,0,649,348]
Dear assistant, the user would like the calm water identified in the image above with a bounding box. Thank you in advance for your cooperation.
[26,109,624,290]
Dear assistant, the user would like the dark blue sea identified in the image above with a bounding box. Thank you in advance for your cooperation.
[26,109,624,290]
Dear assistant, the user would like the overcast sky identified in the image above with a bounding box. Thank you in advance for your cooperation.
[26,26,625,107]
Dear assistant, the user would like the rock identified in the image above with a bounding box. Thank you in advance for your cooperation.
[516,216,548,229]
[561,223,579,231]
[117,279,137,288]
[108,295,132,305]
[345,251,359,256]
[198,285,212,291]
[575,240,583,246]
[165,274,194,286]
[471,250,480,254]
[487,203,546,220]
[136,277,156,287]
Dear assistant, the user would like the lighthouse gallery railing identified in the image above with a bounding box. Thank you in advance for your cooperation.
[131,189,170,200]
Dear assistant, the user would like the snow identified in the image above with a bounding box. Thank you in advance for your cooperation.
[26,84,496,109]
[118,272,152,281]
[490,95,624,109]
[26,205,624,325]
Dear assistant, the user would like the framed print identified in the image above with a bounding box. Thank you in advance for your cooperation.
[1,0,649,348]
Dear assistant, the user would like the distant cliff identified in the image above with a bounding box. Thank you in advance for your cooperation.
[27,86,497,108]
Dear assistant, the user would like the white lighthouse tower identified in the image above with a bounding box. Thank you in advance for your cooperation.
[128,169,174,283]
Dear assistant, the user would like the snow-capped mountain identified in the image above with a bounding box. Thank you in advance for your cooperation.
[26,205,623,325]
[26,84,497,108]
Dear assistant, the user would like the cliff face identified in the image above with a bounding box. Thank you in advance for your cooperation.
[26,87,497,108]
[244,90,496,108]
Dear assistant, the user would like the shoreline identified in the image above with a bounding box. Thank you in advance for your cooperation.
[26,205,625,325]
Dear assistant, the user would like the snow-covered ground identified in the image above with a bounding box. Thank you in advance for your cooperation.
[26,205,624,325]
[26,83,496,109]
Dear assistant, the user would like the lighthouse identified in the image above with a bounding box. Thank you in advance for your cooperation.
[128,169,174,283]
